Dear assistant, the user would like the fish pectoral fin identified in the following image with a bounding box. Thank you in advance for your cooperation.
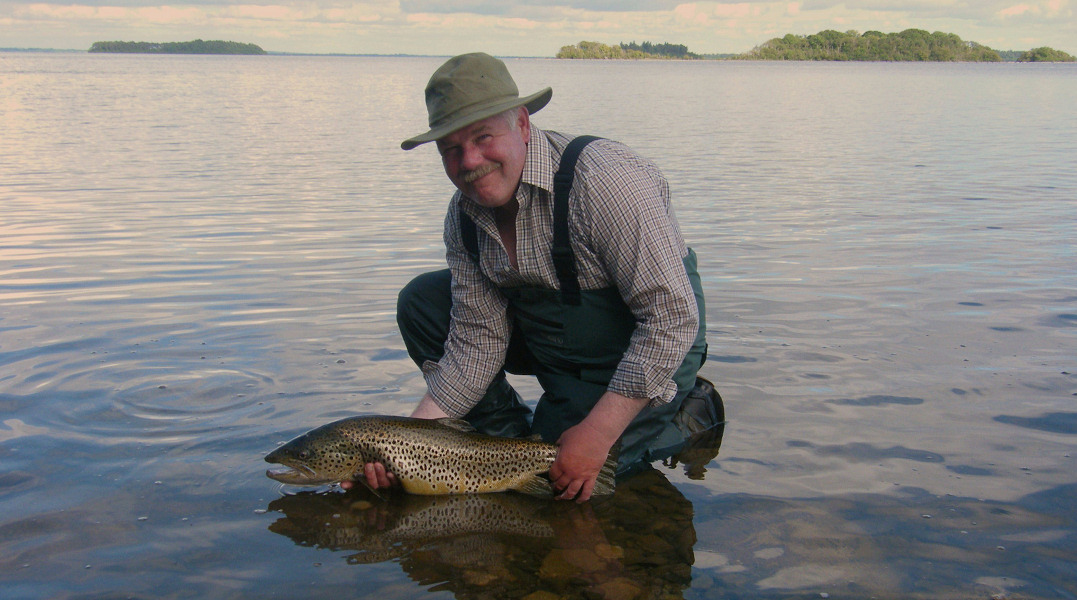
[513,474,555,498]
[357,478,387,501]
[434,418,477,433]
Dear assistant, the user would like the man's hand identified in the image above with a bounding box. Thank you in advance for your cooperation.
[549,390,649,503]
[342,391,450,491]
[549,420,615,502]
[340,463,397,491]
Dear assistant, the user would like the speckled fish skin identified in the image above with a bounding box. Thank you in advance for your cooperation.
[264,415,617,497]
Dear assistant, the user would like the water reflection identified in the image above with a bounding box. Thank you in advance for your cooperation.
[688,484,1077,599]
[266,450,722,598]
[4,55,1077,599]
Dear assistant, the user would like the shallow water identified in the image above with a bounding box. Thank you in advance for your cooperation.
[1,53,1075,599]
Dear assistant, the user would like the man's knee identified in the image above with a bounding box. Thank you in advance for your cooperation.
[397,270,453,366]
[397,269,451,324]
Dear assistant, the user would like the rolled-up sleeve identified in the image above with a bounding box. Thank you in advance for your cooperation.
[421,199,513,417]
[574,142,698,405]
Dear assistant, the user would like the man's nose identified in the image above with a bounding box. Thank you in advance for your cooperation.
[460,143,485,170]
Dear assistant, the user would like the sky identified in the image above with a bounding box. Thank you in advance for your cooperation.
[2,0,1073,55]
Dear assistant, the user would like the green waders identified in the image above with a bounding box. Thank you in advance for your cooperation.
[396,136,711,471]
[500,248,708,468]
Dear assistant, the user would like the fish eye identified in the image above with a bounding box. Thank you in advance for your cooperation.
[297,450,311,460]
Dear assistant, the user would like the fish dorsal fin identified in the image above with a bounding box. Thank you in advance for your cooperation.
[435,418,477,433]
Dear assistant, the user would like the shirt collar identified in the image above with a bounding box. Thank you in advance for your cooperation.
[520,125,555,204]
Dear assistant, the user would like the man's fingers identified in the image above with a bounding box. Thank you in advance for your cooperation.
[571,479,594,503]
[364,462,393,488]
[558,479,583,501]
[549,463,563,483]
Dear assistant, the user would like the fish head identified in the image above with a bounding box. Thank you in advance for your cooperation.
[265,422,367,486]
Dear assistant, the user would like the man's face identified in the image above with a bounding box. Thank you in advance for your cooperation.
[436,109,530,209]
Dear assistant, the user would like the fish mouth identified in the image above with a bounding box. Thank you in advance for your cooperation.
[265,463,328,486]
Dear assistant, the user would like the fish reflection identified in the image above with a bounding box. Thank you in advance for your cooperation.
[267,491,554,564]
[267,465,706,598]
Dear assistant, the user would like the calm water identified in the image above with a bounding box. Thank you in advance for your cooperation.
[2,53,1076,599]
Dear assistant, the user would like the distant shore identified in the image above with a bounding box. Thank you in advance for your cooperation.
[88,40,266,55]
[557,32,1076,62]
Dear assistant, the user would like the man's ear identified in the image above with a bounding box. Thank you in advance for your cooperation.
[518,107,531,144]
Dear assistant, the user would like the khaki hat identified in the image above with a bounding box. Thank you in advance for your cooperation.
[401,52,552,150]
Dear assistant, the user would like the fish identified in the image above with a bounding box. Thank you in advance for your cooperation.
[264,415,617,498]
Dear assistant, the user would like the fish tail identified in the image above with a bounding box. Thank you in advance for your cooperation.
[514,446,620,499]
[591,451,618,496]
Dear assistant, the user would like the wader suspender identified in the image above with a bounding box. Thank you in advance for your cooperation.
[459,135,603,306]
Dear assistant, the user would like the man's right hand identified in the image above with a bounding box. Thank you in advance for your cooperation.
[340,390,449,491]
[340,462,397,491]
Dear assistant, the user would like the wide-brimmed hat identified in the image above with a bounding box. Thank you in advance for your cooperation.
[401,52,552,150]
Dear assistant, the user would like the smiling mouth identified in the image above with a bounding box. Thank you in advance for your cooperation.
[462,162,501,184]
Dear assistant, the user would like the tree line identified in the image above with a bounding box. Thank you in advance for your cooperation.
[89,40,266,55]
[557,32,1073,62]
[741,29,1001,61]
[620,42,699,59]
[557,41,699,59]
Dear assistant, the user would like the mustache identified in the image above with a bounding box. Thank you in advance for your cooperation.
[461,162,501,184]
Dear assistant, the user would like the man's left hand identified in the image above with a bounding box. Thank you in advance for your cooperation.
[549,420,615,503]
[548,390,650,502]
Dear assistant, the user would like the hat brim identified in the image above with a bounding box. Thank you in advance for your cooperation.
[401,87,552,151]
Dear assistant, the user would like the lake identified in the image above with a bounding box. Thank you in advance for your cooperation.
[1,52,1075,599]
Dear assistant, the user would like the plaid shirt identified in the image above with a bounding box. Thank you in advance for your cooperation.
[423,126,699,417]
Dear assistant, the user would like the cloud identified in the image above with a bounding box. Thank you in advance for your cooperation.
[12,1,399,26]
[2,0,1074,55]
[399,0,682,16]
[16,3,206,23]
[998,0,1072,20]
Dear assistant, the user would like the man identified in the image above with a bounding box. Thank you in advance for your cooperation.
[356,52,719,502]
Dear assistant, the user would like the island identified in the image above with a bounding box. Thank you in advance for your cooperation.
[1016,47,1076,62]
[557,41,700,60]
[88,40,266,55]
[740,29,1001,61]
[556,32,1074,62]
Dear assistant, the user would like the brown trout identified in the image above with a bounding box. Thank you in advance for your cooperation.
[264,415,617,497]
